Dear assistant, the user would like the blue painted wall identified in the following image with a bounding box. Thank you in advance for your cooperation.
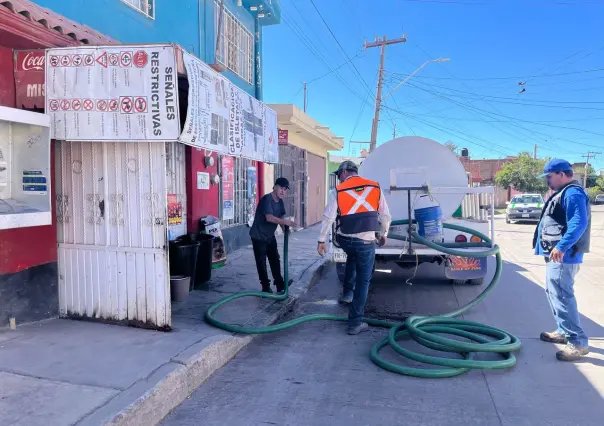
[32,0,271,96]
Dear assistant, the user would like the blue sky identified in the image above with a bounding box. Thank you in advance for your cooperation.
[262,0,604,171]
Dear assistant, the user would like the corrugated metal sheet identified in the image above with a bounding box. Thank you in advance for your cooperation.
[1,0,117,45]
[55,141,170,329]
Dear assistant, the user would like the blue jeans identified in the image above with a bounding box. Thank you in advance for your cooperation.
[338,236,376,327]
[545,260,588,347]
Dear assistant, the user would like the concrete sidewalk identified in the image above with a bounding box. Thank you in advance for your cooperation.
[0,226,328,426]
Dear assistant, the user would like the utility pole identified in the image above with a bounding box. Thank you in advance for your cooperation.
[582,151,601,187]
[365,35,407,153]
[533,144,537,160]
[303,82,307,113]
[393,122,397,139]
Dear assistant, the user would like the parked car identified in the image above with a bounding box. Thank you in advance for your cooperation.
[594,194,604,205]
[505,194,544,223]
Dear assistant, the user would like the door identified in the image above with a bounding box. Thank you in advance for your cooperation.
[306,152,326,226]
[55,141,172,329]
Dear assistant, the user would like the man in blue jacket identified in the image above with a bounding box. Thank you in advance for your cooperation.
[533,159,591,361]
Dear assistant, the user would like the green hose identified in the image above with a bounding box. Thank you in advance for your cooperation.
[204,220,521,378]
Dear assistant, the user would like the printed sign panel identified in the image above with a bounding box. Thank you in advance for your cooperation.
[45,44,180,141]
[221,156,235,220]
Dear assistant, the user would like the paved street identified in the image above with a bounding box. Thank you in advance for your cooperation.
[163,206,604,426]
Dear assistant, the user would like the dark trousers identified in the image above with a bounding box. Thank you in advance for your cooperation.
[338,235,376,327]
[251,236,285,290]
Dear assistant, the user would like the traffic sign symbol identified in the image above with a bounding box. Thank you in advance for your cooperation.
[49,56,59,67]
[120,96,133,114]
[72,99,82,111]
[109,99,119,112]
[84,54,95,66]
[49,99,59,111]
[72,54,82,66]
[133,50,149,68]
[134,97,147,113]
[120,51,133,67]
[96,51,108,68]
[96,99,108,112]
[109,53,119,67]
[83,99,94,111]
[60,100,71,111]
[60,55,71,67]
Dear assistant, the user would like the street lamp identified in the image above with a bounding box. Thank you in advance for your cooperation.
[382,58,450,101]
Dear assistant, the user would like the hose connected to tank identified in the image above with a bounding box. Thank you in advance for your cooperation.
[205,220,521,378]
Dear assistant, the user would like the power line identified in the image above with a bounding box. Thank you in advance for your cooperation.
[307,0,376,98]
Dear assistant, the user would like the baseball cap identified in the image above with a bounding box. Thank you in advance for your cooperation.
[333,160,358,175]
[538,159,573,178]
[275,177,290,189]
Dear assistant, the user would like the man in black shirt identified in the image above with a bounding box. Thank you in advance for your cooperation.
[250,177,296,293]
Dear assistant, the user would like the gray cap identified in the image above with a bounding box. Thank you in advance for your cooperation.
[333,160,358,175]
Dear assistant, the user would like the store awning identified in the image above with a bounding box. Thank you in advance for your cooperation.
[0,0,117,49]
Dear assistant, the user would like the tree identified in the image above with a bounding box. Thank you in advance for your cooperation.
[495,153,549,194]
[444,141,459,155]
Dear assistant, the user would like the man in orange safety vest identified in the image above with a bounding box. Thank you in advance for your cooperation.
[317,160,391,335]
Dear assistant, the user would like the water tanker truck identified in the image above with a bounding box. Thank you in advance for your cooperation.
[329,136,496,285]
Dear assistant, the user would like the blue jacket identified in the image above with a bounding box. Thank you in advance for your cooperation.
[534,186,589,264]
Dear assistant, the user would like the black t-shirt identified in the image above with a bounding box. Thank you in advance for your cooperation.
[249,193,286,241]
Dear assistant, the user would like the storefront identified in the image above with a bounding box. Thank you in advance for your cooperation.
[269,104,343,228]
[0,0,115,327]
[42,44,278,329]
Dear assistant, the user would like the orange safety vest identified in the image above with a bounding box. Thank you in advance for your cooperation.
[336,176,381,234]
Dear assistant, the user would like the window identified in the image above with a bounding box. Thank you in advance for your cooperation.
[214,1,254,84]
[511,195,543,204]
[121,0,154,19]
[220,156,256,228]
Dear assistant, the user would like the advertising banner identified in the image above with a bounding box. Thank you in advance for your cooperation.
[180,52,278,163]
[221,156,235,220]
[45,44,180,141]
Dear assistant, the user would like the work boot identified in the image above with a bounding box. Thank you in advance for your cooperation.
[556,343,589,362]
[338,289,354,304]
[261,284,273,294]
[347,322,370,335]
[540,331,568,344]
[275,279,293,294]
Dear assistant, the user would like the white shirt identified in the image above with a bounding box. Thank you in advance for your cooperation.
[318,176,392,243]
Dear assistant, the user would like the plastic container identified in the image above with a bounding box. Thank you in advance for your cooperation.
[169,236,200,291]
[194,233,214,287]
[170,275,191,302]
[414,203,444,243]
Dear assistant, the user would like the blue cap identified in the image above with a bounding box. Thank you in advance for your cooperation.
[538,158,573,178]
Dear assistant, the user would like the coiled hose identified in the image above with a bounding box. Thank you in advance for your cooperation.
[205,220,521,378]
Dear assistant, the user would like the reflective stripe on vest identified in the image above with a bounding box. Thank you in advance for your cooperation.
[336,177,380,217]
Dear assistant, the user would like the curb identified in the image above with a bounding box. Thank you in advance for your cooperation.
[84,257,331,426]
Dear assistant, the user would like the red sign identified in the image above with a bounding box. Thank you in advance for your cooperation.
[278,129,288,145]
[14,50,46,109]
[134,50,149,68]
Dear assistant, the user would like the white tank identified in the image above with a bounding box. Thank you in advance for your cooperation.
[358,136,468,222]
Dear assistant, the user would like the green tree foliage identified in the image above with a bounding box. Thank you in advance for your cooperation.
[495,153,549,194]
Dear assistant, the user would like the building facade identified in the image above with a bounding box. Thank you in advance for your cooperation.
[270,104,343,227]
[0,0,282,327]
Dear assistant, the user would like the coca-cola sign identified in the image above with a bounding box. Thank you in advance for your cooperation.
[17,50,45,72]
[14,49,46,109]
